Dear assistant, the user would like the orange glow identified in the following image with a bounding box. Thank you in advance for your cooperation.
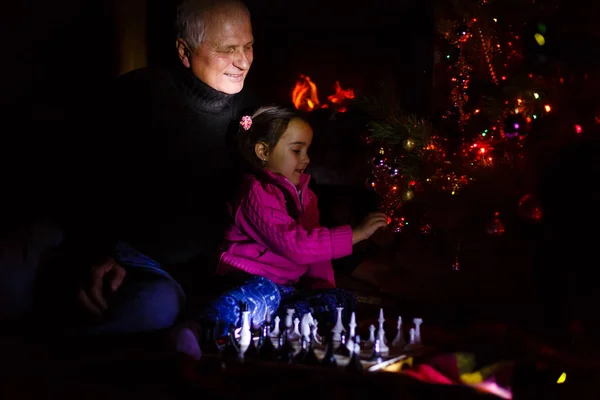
[292,75,354,113]
[292,75,320,112]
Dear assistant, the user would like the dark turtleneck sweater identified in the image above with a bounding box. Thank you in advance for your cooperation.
[75,65,260,269]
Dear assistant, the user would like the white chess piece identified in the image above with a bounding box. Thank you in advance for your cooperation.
[239,310,252,348]
[270,316,281,338]
[392,316,406,348]
[367,324,376,346]
[353,335,361,354]
[378,308,388,344]
[377,325,389,353]
[289,317,301,341]
[300,312,314,340]
[285,309,295,330]
[346,312,357,351]
[404,328,417,350]
[331,306,345,341]
[310,321,322,345]
[413,318,423,344]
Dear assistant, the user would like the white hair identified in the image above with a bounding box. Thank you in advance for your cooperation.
[175,0,250,50]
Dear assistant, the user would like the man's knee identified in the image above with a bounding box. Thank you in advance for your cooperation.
[107,273,184,333]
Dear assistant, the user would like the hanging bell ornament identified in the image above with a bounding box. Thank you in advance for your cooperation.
[486,211,505,236]
[403,138,416,151]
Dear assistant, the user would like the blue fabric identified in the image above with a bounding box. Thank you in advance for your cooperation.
[68,268,184,336]
[201,276,356,334]
[113,241,173,278]
[69,241,186,335]
[201,276,281,332]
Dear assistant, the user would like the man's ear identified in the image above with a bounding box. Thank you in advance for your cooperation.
[176,38,191,68]
[255,142,269,163]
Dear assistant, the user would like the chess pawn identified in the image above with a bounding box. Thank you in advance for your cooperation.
[404,328,417,351]
[289,317,301,341]
[369,338,383,362]
[270,316,281,338]
[366,324,376,347]
[321,332,338,367]
[331,306,345,341]
[413,318,423,344]
[277,329,295,363]
[258,323,277,361]
[345,335,363,372]
[221,325,240,362]
[285,309,295,331]
[200,322,220,354]
[294,336,309,363]
[392,316,406,348]
[346,312,357,352]
[335,330,351,357]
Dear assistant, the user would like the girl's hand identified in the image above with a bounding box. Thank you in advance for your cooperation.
[352,212,389,245]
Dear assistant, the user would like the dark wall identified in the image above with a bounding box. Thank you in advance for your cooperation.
[1,0,116,222]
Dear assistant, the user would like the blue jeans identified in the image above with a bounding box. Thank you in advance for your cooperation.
[35,239,184,336]
[200,276,356,334]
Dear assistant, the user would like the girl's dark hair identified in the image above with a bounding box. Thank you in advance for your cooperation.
[236,105,306,174]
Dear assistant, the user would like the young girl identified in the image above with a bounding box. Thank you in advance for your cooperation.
[172,105,387,357]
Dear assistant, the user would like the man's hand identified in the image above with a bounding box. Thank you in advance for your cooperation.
[77,257,126,316]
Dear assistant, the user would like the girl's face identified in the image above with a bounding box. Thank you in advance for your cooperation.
[264,118,313,186]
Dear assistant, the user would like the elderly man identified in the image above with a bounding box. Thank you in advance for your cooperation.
[35,0,259,337]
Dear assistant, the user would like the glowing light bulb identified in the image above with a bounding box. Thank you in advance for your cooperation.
[534,33,546,46]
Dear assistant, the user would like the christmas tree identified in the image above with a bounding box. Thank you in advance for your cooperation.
[359,0,591,239]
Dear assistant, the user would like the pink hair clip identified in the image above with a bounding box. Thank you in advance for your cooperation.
[240,115,252,131]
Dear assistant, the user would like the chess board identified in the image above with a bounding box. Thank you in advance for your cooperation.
[202,336,434,373]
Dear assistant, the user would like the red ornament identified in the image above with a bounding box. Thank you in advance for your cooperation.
[518,194,543,223]
[420,223,433,236]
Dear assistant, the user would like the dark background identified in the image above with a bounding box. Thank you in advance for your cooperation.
[148,0,434,113]
[1,0,433,117]
[1,0,597,223]
[0,0,433,223]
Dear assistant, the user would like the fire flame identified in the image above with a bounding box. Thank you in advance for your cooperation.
[292,75,355,113]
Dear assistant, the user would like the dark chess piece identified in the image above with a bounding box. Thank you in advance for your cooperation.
[302,336,320,366]
[221,324,241,362]
[258,319,277,361]
[321,331,338,367]
[294,336,309,363]
[335,330,351,357]
[369,338,383,363]
[277,329,295,363]
[345,335,363,372]
[199,320,221,354]
[244,319,259,361]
